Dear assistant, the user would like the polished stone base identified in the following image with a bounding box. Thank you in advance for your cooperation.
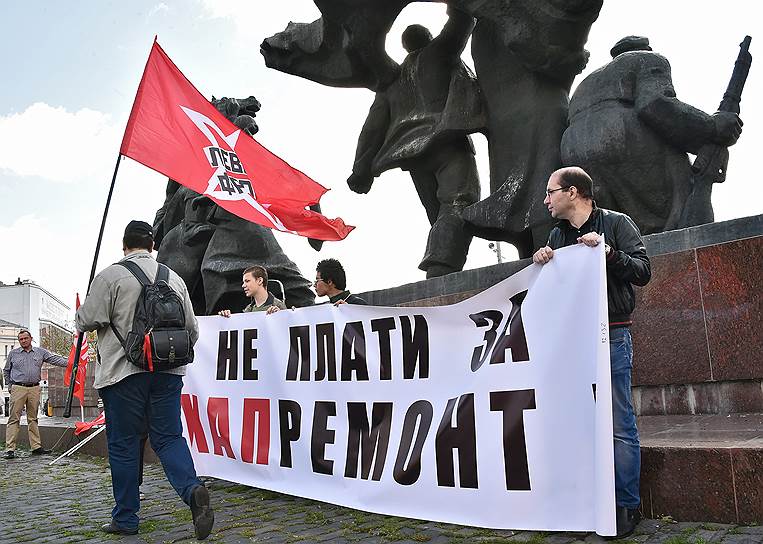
[640,413,763,524]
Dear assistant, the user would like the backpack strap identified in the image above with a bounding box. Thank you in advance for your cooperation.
[117,260,153,286]
[155,263,170,285]
[109,261,155,345]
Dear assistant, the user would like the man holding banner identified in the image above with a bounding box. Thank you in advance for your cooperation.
[315,258,367,305]
[76,220,214,539]
[218,265,286,317]
[533,166,651,539]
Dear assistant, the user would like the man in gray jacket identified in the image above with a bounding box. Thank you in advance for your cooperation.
[76,220,214,539]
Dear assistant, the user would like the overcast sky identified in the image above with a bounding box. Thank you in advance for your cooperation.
[0,0,760,315]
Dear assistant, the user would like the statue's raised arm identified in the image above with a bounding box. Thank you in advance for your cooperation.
[261,0,439,90]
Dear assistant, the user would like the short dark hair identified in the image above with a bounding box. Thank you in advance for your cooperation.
[557,168,594,199]
[18,330,31,339]
[243,265,268,285]
[402,24,433,52]
[123,220,154,251]
[316,259,346,290]
[123,232,154,251]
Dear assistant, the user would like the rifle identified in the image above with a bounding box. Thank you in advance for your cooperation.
[680,36,752,227]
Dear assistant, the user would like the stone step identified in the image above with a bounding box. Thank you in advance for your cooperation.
[639,413,763,524]
[633,379,763,417]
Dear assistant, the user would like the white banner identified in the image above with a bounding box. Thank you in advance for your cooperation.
[182,243,616,534]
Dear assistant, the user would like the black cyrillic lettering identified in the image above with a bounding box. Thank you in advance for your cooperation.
[286,326,311,381]
[243,328,258,380]
[216,330,238,380]
[278,400,301,468]
[311,401,336,475]
[370,317,396,380]
[435,394,478,488]
[490,291,529,364]
[315,323,336,381]
[400,315,429,379]
[469,310,503,372]
[344,402,393,480]
[341,321,368,381]
[490,389,536,490]
[393,400,433,485]
[229,152,245,174]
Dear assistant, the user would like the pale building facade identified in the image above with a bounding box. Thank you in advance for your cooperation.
[0,279,71,345]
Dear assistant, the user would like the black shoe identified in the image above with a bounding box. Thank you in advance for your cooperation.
[31,447,51,455]
[101,521,138,535]
[606,506,642,540]
[4,450,15,459]
[190,485,214,540]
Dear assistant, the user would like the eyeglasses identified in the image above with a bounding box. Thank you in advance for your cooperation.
[313,278,325,286]
[545,186,570,197]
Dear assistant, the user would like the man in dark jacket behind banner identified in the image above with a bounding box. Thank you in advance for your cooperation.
[315,258,367,305]
[532,166,651,539]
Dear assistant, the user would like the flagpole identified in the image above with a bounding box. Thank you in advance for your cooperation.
[64,154,123,418]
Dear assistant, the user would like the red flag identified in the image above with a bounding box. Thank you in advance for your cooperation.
[65,294,89,406]
[120,40,354,241]
[74,411,105,436]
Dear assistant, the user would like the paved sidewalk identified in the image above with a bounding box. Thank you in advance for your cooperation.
[0,448,761,544]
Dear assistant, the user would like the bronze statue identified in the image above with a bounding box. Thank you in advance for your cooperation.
[347,7,483,277]
[263,2,751,264]
[153,96,316,314]
[263,0,603,261]
[561,36,744,234]
[454,0,604,256]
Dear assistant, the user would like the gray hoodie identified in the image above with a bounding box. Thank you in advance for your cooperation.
[76,250,199,389]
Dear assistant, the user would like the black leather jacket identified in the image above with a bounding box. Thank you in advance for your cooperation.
[328,291,367,305]
[547,207,651,323]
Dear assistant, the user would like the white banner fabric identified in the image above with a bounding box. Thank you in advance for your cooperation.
[182,243,616,534]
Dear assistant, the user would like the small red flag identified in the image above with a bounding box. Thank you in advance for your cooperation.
[74,411,105,436]
[120,40,354,241]
[65,294,89,406]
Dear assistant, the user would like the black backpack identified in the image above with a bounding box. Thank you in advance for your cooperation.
[110,261,194,371]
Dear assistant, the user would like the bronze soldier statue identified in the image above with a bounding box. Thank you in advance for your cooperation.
[561,36,743,234]
[347,6,483,277]
[263,0,603,260]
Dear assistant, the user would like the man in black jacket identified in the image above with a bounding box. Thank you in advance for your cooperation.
[533,166,651,539]
[315,259,367,305]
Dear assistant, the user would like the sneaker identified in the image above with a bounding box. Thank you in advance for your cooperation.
[189,485,214,540]
[4,450,15,459]
[101,521,139,535]
[31,447,52,455]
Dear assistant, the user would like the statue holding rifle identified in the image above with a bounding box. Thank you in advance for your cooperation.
[561,36,748,235]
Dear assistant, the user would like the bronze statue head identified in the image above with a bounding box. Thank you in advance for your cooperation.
[610,36,652,58]
[402,24,433,53]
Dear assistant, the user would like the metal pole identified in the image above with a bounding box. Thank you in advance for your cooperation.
[49,425,106,466]
[64,154,123,418]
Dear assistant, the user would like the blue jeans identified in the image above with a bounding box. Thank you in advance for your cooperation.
[610,327,640,509]
[100,372,202,529]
